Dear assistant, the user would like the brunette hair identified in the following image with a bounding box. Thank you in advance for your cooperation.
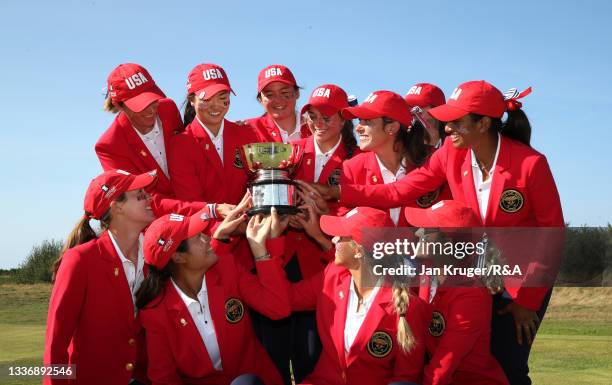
[470,109,531,147]
[382,117,428,168]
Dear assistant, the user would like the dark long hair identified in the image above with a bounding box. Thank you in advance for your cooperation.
[470,109,532,147]
[412,119,446,146]
[340,119,358,158]
[182,94,196,125]
[383,117,428,168]
[135,239,188,309]
[51,193,126,282]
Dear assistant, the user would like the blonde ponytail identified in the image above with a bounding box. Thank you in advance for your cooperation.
[393,284,416,352]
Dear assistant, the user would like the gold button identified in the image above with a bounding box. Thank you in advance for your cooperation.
[128,338,136,346]
[125,363,134,371]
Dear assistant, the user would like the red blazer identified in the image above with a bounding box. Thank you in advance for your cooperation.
[246,114,310,143]
[95,98,183,197]
[168,119,257,205]
[44,231,147,385]
[424,287,508,385]
[339,151,450,226]
[341,136,564,310]
[290,264,430,385]
[139,238,290,385]
[284,137,358,278]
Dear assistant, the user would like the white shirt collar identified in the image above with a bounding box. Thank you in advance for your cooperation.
[274,111,301,142]
[197,116,225,140]
[133,119,161,141]
[375,154,406,179]
[471,133,501,173]
[108,231,144,266]
[171,275,208,308]
[314,137,342,158]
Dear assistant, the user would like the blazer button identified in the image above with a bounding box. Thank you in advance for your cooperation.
[128,338,136,346]
[125,363,134,371]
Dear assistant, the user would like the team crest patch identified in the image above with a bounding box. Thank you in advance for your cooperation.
[499,189,524,213]
[367,331,393,358]
[327,168,341,186]
[429,311,445,337]
[225,298,244,323]
[416,189,440,208]
[233,149,244,168]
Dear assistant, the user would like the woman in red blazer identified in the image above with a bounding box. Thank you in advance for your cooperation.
[245,64,310,143]
[288,207,430,385]
[168,63,258,206]
[136,196,291,385]
[405,201,509,385]
[96,63,183,197]
[339,90,449,225]
[44,169,160,385]
[254,84,359,384]
[317,81,564,385]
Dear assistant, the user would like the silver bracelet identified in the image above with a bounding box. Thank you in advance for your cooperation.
[254,253,271,261]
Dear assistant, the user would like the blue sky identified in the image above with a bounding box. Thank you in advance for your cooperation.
[0,0,610,268]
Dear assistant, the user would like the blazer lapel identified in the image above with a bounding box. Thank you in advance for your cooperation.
[98,232,138,331]
[485,136,511,226]
[317,142,347,185]
[189,120,224,180]
[301,138,316,182]
[165,281,215,370]
[119,113,161,173]
[203,267,230,371]
[345,288,393,367]
[332,273,351,368]
[460,151,482,223]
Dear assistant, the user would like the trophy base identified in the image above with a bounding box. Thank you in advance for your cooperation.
[247,205,300,216]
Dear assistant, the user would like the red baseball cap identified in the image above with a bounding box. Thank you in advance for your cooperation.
[257,64,297,93]
[320,207,394,247]
[300,84,349,117]
[84,169,157,220]
[427,80,505,122]
[187,63,235,100]
[341,90,412,126]
[143,207,215,270]
[107,63,165,112]
[404,83,446,108]
[404,200,481,228]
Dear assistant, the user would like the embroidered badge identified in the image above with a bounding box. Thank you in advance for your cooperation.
[429,311,445,337]
[499,189,524,213]
[225,298,244,323]
[416,189,440,208]
[233,148,244,168]
[327,168,341,186]
[367,331,393,358]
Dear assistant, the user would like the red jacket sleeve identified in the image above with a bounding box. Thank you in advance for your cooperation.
[289,270,324,312]
[424,290,489,385]
[340,142,448,209]
[95,132,136,173]
[167,134,207,202]
[43,249,87,384]
[140,307,183,385]
[219,237,292,320]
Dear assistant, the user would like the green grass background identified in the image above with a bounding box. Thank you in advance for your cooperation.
[0,284,610,385]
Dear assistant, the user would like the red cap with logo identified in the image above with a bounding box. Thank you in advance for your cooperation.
[187,63,235,100]
[257,64,297,93]
[107,63,165,112]
[341,90,412,126]
[320,207,394,247]
[143,207,215,270]
[404,200,481,228]
[84,169,158,220]
[404,83,446,108]
[300,84,349,117]
[427,80,505,122]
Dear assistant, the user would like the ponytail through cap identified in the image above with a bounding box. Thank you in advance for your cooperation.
[504,87,532,112]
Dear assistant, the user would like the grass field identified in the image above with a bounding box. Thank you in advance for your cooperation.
[0,285,610,385]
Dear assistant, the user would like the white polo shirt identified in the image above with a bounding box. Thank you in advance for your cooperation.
[172,276,223,370]
[313,137,342,182]
[344,278,381,352]
[108,232,145,307]
[133,119,169,178]
[471,133,501,220]
[197,117,225,164]
[375,155,407,225]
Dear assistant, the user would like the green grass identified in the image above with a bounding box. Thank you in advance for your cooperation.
[0,285,610,385]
